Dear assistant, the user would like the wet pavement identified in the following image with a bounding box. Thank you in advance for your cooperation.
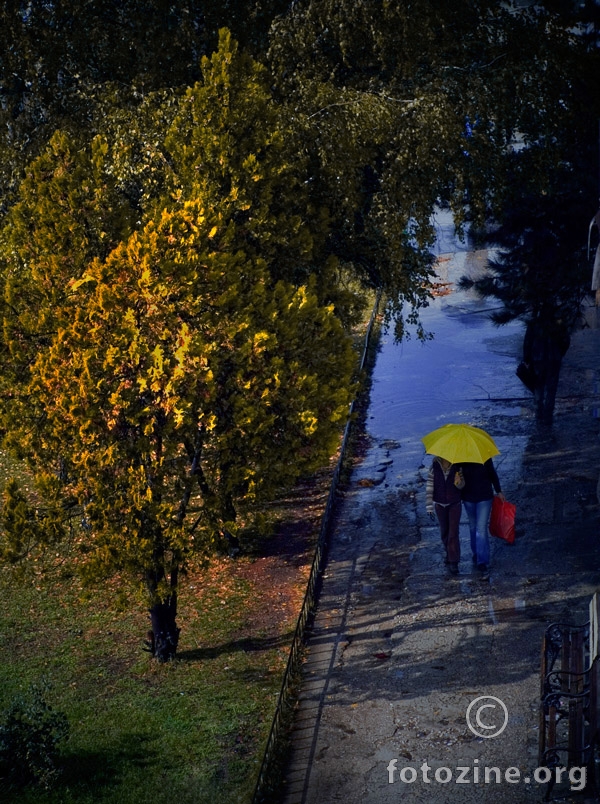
[280,232,600,803]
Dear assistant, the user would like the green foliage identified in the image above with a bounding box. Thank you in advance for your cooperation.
[0,681,69,790]
[20,200,355,574]
[2,1,597,335]
[166,30,318,287]
[0,33,357,650]
[0,129,134,466]
[0,1,290,199]
[267,0,600,328]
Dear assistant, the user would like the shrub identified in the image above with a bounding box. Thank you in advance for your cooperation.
[0,681,69,789]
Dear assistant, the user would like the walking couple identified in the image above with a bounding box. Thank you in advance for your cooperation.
[426,457,504,580]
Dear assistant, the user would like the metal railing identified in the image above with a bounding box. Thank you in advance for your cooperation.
[252,291,382,804]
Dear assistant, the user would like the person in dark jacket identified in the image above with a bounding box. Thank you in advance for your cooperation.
[522,316,571,425]
[461,458,504,579]
[426,456,465,575]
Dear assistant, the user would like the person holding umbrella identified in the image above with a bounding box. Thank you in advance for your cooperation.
[422,424,504,580]
[426,456,465,575]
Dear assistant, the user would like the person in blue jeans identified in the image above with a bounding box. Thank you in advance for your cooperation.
[461,459,504,579]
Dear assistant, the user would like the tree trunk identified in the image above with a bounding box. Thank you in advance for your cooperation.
[148,598,180,662]
[146,566,180,662]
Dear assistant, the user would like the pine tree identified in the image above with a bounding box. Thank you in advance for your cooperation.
[461,189,591,331]
[0,38,357,661]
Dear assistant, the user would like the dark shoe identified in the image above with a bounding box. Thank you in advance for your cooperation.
[472,554,478,565]
[448,563,459,575]
[477,564,489,581]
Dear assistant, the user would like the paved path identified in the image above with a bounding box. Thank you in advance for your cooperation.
[281,249,600,804]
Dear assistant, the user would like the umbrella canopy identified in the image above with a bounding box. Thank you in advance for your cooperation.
[421,423,500,464]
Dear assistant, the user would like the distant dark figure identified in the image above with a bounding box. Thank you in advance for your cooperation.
[522,317,570,425]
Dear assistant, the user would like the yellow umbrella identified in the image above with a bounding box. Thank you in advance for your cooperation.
[421,423,500,464]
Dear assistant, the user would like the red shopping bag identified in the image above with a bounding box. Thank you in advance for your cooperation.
[489,496,516,544]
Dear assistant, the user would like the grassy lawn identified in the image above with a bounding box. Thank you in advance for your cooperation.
[0,508,317,804]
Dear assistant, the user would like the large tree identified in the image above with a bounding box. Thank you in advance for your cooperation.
[266,0,599,332]
[0,33,357,661]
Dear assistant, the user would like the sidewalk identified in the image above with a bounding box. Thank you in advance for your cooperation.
[280,249,600,804]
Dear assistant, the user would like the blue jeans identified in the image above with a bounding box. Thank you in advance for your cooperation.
[463,498,493,567]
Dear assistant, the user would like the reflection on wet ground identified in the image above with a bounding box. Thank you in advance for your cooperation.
[282,239,600,804]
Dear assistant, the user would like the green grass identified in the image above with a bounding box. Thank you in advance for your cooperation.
[0,555,292,804]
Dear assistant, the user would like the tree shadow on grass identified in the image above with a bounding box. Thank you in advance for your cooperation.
[177,632,293,662]
[0,734,156,803]
[58,732,156,794]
